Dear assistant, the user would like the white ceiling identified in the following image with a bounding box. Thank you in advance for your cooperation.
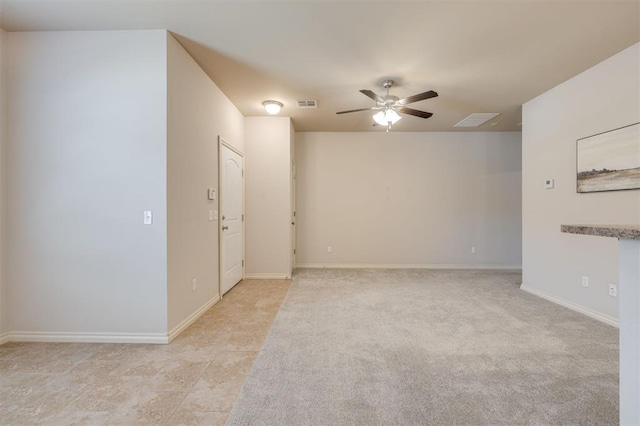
[1,1,638,132]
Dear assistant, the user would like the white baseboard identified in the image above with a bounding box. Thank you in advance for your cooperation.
[3,295,222,345]
[244,273,292,279]
[7,331,170,344]
[296,263,522,271]
[167,294,220,343]
[520,284,619,328]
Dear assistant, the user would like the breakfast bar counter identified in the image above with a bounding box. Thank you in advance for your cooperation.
[561,224,640,425]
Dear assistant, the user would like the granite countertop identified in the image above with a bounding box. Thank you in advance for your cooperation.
[561,224,640,240]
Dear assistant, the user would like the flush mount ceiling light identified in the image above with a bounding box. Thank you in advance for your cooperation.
[263,100,283,115]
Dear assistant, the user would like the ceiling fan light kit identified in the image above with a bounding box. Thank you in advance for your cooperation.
[373,109,402,126]
[263,100,283,115]
[336,79,438,132]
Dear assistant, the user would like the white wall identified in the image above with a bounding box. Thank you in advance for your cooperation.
[245,117,293,278]
[166,34,244,333]
[0,29,7,340]
[296,132,522,268]
[7,31,169,339]
[522,43,640,324]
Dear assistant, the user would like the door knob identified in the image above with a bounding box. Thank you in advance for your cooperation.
[222,226,229,231]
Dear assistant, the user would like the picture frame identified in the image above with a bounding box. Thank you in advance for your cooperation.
[576,122,640,193]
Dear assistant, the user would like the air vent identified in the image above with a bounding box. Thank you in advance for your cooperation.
[297,100,317,109]
[454,113,500,128]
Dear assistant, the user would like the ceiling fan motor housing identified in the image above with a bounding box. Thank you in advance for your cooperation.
[380,80,399,106]
[382,95,399,106]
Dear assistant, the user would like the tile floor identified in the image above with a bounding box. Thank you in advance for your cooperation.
[0,279,291,425]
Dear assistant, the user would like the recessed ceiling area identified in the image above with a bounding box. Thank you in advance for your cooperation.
[1,0,638,132]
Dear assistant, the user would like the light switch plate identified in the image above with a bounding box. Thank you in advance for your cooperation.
[544,179,554,189]
[144,211,153,225]
[208,210,215,221]
[208,188,216,200]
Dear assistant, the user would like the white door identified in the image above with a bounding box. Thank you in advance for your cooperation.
[220,141,244,295]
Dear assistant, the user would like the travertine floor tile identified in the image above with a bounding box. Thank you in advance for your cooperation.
[106,390,186,425]
[148,360,209,391]
[0,278,291,425]
[46,409,113,426]
[109,358,167,377]
[207,351,258,377]
[67,375,148,411]
[168,409,228,426]
[162,340,225,363]
[14,357,78,374]
[179,375,247,412]
[223,331,268,351]
[0,358,21,375]
[173,326,231,345]
[1,387,80,425]
[87,343,145,362]
[68,360,122,377]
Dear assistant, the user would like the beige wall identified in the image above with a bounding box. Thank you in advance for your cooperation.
[166,34,244,332]
[296,132,522,268]
[245,117,293,278]
[0,29,7,340]
[7,31,169,340]
[522,43,640,325]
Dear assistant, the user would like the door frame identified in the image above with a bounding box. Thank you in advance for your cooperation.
[290,160,296,275]
[218,136,245,298]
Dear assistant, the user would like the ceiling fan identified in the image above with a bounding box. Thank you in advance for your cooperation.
[336,79,438,131]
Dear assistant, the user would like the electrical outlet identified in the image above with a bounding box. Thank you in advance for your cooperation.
[192,278,197,292]
[581,276,589,288]
[143,211,153,225]
[327,246,333,253]
[471,246,477,254]
[609,284,617,297]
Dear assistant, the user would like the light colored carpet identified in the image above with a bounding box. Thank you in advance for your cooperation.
[227,269,618,425]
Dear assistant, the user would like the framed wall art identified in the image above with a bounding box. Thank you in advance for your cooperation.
[577,122,640,193]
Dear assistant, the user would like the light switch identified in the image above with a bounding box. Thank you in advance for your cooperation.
[208,210,215,221]
[144,211,153,225]
[544,179,554,189]
[208,189,216,200]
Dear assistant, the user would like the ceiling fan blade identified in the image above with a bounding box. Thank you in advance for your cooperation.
[398,107,433,119]
[396,90,438,106]
[336,107,378,115]
[360,89,385,103]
